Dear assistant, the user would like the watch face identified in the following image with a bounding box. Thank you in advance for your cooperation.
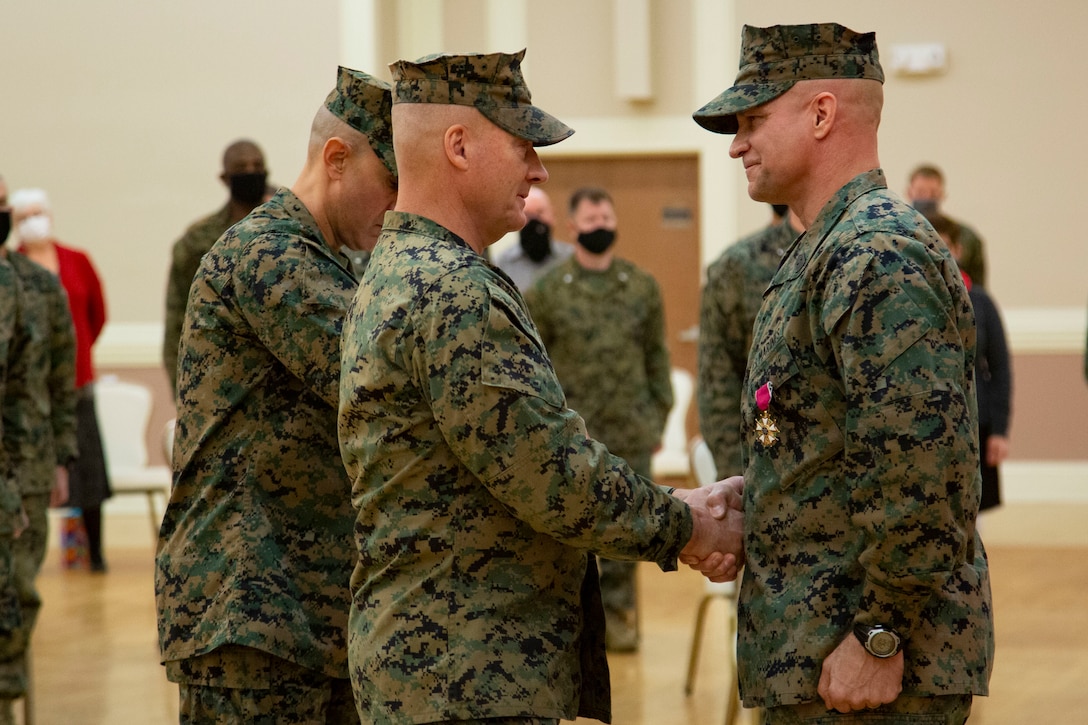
[869,631,898,657]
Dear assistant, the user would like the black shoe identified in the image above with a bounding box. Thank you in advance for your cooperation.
[90,560,108,573]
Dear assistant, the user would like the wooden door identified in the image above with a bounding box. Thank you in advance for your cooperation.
[534,154,701,440]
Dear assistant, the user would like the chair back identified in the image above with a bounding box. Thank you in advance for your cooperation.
[651,368,695,478]
[661,368,694,456]
[94,377,154,469]
[689,437,718,488]
[162,418,177,466]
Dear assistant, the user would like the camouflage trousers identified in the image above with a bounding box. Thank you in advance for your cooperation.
[597,452,650,614]
[167,645,358,724]
[764,694,973,724]
[0,494,50,698]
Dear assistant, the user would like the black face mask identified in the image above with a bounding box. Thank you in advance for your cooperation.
[576,227,616,255]
[912,199,938,217]
[519,218,552,262]
[229,172,268,206]
[0,210,10,245]
[771,204,790,217]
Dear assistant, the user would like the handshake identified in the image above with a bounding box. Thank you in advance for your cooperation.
[674,476,745,582]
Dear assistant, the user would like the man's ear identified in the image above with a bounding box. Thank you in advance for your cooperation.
[444,125,469,171]
[812,92,837,140]
[323,137,350,179]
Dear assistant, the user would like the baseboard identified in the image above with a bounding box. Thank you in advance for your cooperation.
[1002,461,1088,502]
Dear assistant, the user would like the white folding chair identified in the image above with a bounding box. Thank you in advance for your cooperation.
[94,378,172,540]
[651,368,695,480]
[684,436,742,725]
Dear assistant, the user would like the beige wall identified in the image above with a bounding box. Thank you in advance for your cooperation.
[4,0,1084,333]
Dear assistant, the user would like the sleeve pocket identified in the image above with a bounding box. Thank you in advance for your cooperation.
[481,288,566,409]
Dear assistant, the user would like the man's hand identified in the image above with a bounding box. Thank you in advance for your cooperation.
[675,477,745,581]
[817,633,903,712]
[50,466,69,508]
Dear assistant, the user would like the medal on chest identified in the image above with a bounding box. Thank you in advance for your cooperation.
[754,381,779,448]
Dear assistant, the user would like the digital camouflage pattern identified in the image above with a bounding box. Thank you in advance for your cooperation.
[324,66,397,178]
[0,253,76,698]
[525,257,673,460]
[162,204,234,394]
[0,259,30,529]
[4,252,77,495]
[737,170,994,707]
[156,188,360,681]
[169,645,357,723]
[390,50,574,147]
[339,211,693,724]
[694,23,884,135]
[0,258,31,633]
[697,220,791,476]
[526,258,672,623]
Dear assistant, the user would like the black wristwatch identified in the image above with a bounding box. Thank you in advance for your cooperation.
[853,624,902,658]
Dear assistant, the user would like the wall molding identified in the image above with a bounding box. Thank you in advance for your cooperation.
[1003,461,1088,502]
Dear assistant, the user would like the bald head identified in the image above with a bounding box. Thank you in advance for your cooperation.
[306,106,373,163]
[222,139,265,174]
[523,187,554,227]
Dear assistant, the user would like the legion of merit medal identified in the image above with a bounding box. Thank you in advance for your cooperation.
[754,381,779,448]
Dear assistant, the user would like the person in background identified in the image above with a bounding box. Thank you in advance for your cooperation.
[162,139,268,395]
[929,213,1011,517]
[694,22,993,721]
[698,202,800,476]
[907,164,987,287]
[494,185,573,291]
[0,177,34,725]
[155,66,396,724]
[339,50,742,725]
[525,185,673,652]
[10,187,110,573]
[0,175,78,724]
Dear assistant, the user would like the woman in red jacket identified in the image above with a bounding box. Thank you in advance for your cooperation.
[11,188,111,572]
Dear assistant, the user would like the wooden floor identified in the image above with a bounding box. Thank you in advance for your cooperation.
[21,502,1088,724]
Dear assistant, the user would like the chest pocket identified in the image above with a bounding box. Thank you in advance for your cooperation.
[746,336,844,491]
[481,289,565,409]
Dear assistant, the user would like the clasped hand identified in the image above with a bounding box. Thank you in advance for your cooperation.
[675,476,745,582]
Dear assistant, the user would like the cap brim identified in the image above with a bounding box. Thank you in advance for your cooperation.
[486,105,574,147]
[366,138,398,178]
[692,81,795,134]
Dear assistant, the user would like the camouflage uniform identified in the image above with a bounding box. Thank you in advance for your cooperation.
[0,252,77,701]
[737,170,994,707]
[697,220,791,476]
[339,212,692,724]
[525,257,673,624]
[162,204,234,395]
[155,188,359,702]
[0,258,30,643]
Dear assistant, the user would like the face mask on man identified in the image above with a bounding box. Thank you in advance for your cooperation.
[576,227,616,255]
[229,172,268,206]
[0,210,10,245]
[519,218,552,262]
[912,199,938,217]
[18,213,52,242]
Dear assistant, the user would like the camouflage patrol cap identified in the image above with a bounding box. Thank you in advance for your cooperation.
[324,66,397,177]
[693,23,883,135]
[389,49,574,147]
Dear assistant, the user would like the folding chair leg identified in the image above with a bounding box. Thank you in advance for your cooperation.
[146,491,159,542]
[684,595,713,695]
